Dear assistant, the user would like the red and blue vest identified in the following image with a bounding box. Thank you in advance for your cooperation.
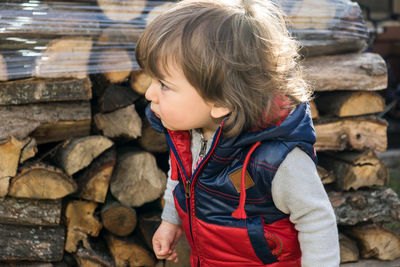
[146,102,317,266]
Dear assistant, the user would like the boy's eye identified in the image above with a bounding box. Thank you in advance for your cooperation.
[159,81,169,90]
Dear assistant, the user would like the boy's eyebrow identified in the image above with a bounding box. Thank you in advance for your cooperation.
[160,78,176,87]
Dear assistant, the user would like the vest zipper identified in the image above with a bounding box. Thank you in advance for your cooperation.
[199,137,207,158]
[185,180,191,198]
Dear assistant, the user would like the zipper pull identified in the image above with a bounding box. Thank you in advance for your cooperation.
[199,138,207,157]
[185,180,191,198]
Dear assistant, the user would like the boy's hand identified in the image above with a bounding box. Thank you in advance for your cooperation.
[152,220,183,263]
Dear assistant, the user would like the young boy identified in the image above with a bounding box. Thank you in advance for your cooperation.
[135,0,340,266]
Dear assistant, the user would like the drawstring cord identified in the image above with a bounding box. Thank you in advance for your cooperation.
[232,141,261,219]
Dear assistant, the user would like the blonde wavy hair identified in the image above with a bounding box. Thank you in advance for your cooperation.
[136,0,312,137]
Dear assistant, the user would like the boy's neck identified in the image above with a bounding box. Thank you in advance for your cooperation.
[200,128,216,141]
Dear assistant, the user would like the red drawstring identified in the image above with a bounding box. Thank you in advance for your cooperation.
[232,141,261,219]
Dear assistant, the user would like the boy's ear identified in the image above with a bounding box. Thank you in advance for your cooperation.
[210,104,231,119]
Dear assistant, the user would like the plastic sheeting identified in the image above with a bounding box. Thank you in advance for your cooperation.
[0,0,369,80]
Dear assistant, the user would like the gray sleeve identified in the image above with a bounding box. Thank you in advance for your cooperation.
[161,158,182,225]
[271,147,340,267]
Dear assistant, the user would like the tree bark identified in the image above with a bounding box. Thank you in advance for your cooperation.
[304,53,387,91]
[0,224,65,262]
[0,77,92,105]
[0,197,61,226]
[314,116,387,152]
[0,101,91,144]
[329,187,400,226]
[8,163,77,199]
[111,148,167,207]
[55,135,114,176]
[315,91,385,117]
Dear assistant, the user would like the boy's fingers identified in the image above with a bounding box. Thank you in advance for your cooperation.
[166,252,178,262]
[155,239,173,259]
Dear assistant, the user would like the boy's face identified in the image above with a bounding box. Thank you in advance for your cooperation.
[145,62,229,139]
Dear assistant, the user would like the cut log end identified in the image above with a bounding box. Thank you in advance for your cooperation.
[9,163,77,199]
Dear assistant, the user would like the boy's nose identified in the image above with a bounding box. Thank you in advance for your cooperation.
[145,81,158,103]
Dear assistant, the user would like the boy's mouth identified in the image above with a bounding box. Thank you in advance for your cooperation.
[151,108,161,118]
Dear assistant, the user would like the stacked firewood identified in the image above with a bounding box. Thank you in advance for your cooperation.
[309,50,400,263]
[0,0,398,266]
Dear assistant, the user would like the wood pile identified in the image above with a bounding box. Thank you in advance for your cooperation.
[307,26,400,267]
[0,0,397,266]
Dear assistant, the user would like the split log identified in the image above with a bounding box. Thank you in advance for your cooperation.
[97,48,133,83]
[138,120,168,153]
[0,136,24,196]
[0,224,64,261]
[315,91,386,117]
[317,165,336,184]
[97,0,146,22]
[77,148,116,203]
[340,233,359,263]
[105,232,156,267]
[0,197,61,226]
[303,53,387,91]
[314,116,387,152]
[8,163,77,199]
[35,37,93,79]
[101,200,137,236]
[0,101,91,144]
[65,200,102,253]
[111,148,167,207]
[319,150,389,191]
[0,77,92,105]
[329,187,400,226]
[20,137,37,163]
[98,84,140,113]
[0,54,7,81]
[94,104,142,139]
[343,224,400,261]
[130,70,152,95]
[309,100,319,119]
[32,119,91,144]
[74,244,114,267]
[55,135,114,176]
